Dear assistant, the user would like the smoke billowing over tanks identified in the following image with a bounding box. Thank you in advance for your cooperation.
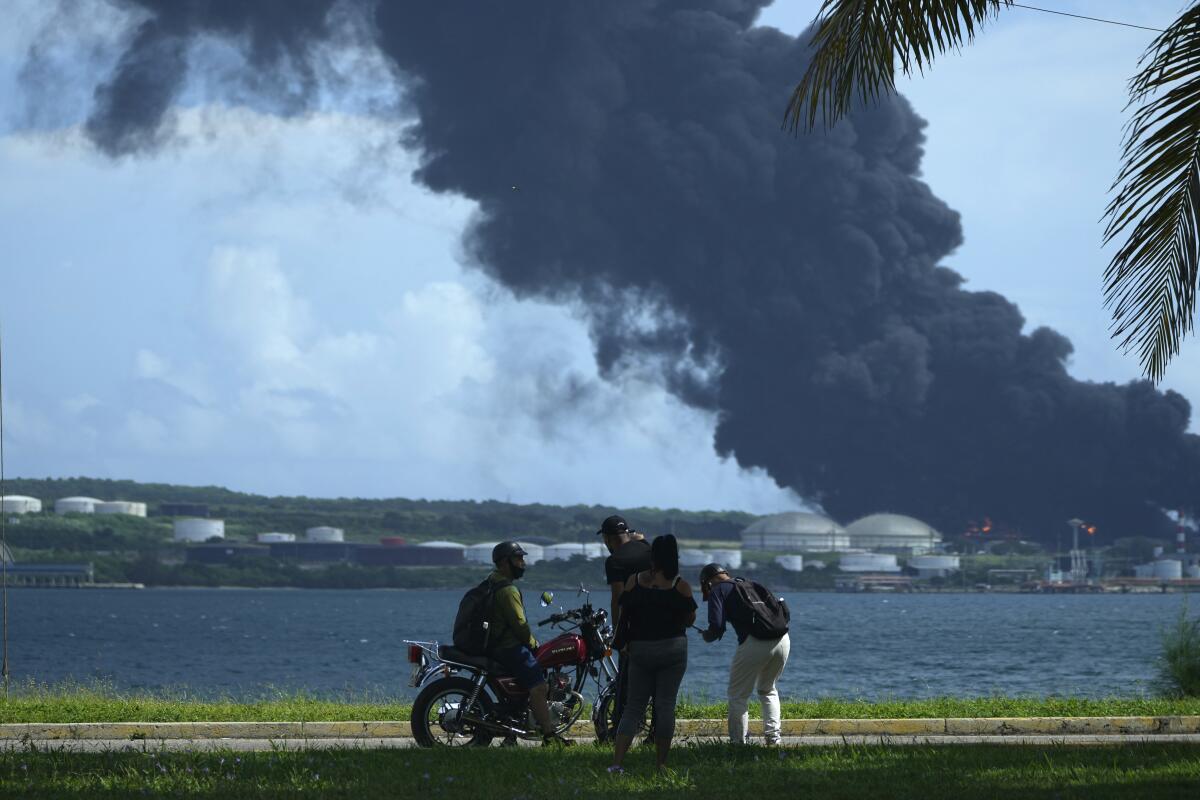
[27,0,1200,540]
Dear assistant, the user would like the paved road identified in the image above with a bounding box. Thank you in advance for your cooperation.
[7,734,1200,753]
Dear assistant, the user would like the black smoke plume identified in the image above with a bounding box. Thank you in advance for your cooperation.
[34,0,1200,540]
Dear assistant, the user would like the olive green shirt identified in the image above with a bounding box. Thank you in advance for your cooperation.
[487,570,536,651]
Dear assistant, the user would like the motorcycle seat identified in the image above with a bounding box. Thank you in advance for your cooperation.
[440,644,509,674]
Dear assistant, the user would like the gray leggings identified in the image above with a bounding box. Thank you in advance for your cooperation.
[616,636,688,740]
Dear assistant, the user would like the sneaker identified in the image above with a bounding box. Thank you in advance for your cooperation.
[606,765,625,774]
[542,733,574,747]
[500,735,519,747]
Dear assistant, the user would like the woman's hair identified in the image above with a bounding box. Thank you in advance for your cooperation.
[651,534,679,580]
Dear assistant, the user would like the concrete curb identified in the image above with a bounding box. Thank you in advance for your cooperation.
[2,717,1198,740]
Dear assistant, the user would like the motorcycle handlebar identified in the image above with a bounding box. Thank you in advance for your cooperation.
[536,609,589,627]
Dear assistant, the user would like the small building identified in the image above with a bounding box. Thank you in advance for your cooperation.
[5,562,93,586]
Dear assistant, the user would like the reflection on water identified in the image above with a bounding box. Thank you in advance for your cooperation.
[8,587,1190,700]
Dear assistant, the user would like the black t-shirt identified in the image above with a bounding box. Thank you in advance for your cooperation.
[620,578,698,641]
[604,539,652,586]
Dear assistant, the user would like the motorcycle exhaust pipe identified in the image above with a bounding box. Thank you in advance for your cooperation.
[457,713,535,739]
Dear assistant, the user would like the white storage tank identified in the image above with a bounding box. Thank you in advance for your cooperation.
[774,555,805,572]
[174,518,225,542]
[1152,559,1183,580]
[544,543,587,561]
[305,526,344,543]
[1,495,42,514]
[838,552,900,573]
[1187,564,1200,579]
[465,542,500,565]
[1134,563,1155,579]
[257,532,296,543]
[95,500,147,517]
[582,542,607,559]
[515,543,544,565]
[909,554,960,578]
[708,548,742,569]
[55,497,101,514]
[679,549,709,568]
[418,540,466,549]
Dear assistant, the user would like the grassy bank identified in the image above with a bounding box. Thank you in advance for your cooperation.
[2,743,1199,798]
[3,685,1200,723]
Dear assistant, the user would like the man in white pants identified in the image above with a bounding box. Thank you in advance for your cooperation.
[699,563,791,744]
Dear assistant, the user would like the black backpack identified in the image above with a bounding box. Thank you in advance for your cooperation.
[452,577,510,655]
[728,578,790,640]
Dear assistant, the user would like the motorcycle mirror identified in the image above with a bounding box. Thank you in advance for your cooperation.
[539,591,554,607]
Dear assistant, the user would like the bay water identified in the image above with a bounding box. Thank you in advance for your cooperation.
[11,587,1192,700]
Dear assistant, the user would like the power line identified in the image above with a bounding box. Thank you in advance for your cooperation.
[1011,3,1165,33]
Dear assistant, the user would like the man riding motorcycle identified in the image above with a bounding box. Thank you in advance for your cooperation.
[487,541,574,746]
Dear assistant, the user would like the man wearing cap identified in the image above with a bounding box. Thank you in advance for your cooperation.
[597,514,653,737]
[488,541,572,746]
[699,562,791,745]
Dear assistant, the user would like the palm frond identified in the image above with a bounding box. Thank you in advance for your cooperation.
[1104,5,1200,382]
[785,0,1010,131]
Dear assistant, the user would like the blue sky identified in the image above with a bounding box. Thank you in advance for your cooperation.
[0,1,1195,512]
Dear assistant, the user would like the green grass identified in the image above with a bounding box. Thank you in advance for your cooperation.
[1,743,1198,798]
[3,683,1200,724]
[1159,605,1200,697]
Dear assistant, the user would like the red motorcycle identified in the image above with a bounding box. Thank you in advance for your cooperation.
[406,588,623,746]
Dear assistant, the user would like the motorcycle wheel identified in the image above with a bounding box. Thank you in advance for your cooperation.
[591,687,651,743]
[411,676,496,748]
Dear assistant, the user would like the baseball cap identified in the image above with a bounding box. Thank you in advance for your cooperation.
[596,515,630,537]
[492,541,529,563]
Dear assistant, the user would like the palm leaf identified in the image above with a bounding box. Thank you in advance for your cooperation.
[1104,4,1200,381]
[785,0,1010,131]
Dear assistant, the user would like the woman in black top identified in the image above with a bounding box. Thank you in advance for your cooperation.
[609,534,697,774]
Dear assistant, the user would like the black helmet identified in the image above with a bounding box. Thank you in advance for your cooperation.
[492,541,528,564]
[699,563,728,583]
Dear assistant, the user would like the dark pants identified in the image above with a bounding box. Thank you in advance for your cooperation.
[617,637,687,739]
[612,650,658,734]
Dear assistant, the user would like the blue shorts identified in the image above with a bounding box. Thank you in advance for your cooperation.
[493,645,545,690]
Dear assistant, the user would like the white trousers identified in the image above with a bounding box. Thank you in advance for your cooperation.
[727,633,790,744]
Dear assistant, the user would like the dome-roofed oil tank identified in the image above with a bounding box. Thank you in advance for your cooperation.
[741,512,849,552]
[845,514,942,553]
